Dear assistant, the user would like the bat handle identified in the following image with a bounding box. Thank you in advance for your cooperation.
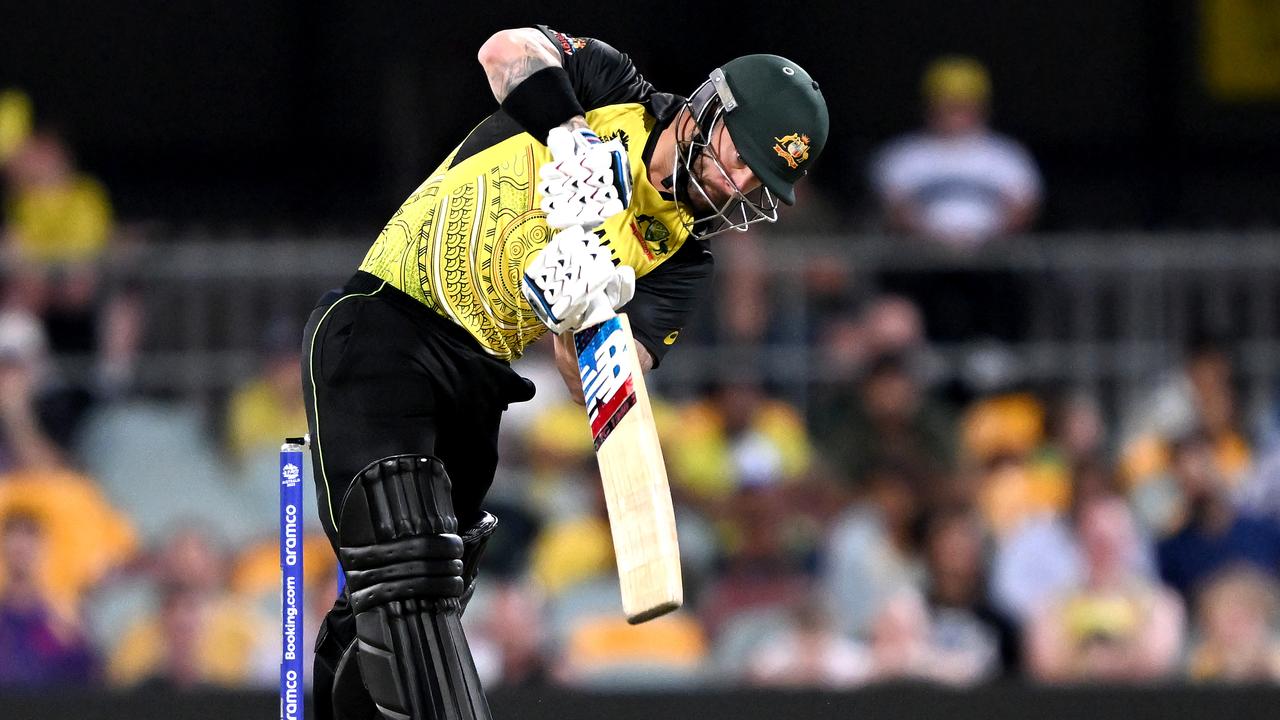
[577,295,617,331]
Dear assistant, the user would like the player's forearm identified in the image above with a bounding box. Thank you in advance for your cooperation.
[554,331,587,405]
[478,29,563,103]
[634,341,654,372]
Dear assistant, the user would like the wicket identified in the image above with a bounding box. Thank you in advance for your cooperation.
[280,436,306,720]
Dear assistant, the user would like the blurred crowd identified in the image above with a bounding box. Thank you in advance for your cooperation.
[4,56,1280,695]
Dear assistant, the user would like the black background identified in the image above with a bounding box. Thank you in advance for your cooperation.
[2,0,1277,231]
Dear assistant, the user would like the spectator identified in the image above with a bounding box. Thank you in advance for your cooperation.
[224,318,307,463]
[528,459,615,597]
[990,510,1080,624]
[812,295,927,387]
[3,129,112,267]
[745,600,872,688]
[813,353,955,490]
[699,477,816,638]
[869,57,1042,343]
[1026,496,1184,683]
[1187,565,1280,682]
[821,462,927,638]
[867,588,934,681]
[1157,432,1280,601]
[1034,392,1109,477]
[0,510,97,686]
[667,379,813,511]
[1123,343,1252,534]
[463,580,547,687]
[921,506,1020,681]
[0,298,137,624]
[2,110,143,399]
[962,392,1069,537]
[991,457,1147,624]
[0,90,33,165]
[107,525,269,688]
[871,56,1041,249]
[0,307,65,471]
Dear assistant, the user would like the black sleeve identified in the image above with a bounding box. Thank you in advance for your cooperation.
[535,25,654,110]
[621,240,714,369]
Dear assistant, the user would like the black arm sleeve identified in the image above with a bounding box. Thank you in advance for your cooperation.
[620,241,715,369]
[535,26,654,110]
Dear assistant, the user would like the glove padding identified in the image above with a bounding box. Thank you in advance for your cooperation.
[522,225,636,334]
[538,127,633,230]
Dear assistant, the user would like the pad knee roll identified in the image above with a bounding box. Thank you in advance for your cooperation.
[337,456,465,613]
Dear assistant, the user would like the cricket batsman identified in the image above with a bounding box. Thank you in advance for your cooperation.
[301,25,829,720]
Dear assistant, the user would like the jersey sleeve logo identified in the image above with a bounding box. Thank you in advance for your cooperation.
[553,31,589,56]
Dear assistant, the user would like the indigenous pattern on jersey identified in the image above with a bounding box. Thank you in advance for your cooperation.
[358,26,712,364]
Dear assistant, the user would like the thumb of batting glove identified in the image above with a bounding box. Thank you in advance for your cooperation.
[604,264,635,310]
[572,263,637,333]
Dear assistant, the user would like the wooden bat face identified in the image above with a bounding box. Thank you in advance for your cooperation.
[574,313,683,623]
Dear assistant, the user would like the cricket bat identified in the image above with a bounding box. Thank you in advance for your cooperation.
[574,312,683,623]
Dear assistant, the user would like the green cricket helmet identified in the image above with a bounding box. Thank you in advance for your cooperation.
[674,54,829,237]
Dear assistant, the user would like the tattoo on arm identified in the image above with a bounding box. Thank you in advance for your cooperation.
[484,30,561,102]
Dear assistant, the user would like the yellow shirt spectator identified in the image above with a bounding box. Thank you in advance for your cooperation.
[668,395,812,503]
[530,515,613,596]
[107,594,269,687]
[8,175,113,265]
[226,374,309,461]
[0,468,137,616]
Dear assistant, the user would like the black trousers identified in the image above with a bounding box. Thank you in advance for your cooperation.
[301,271,535,719]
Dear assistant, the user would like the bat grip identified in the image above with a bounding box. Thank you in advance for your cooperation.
[577,294,617,331]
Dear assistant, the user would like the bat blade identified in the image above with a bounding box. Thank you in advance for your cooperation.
[574,313,682,623]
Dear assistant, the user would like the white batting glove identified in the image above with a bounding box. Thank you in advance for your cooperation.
[538,127,632,230]
[523,226,632,334]
[575,264,637,331]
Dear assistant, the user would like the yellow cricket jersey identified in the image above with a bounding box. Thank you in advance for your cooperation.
[357,27,713,364]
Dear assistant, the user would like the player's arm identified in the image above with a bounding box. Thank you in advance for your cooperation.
[478,29,589,131]
[480,27,632,230]
[477,29,589,131]
[478,28,559,101]
[495,26,635,348]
